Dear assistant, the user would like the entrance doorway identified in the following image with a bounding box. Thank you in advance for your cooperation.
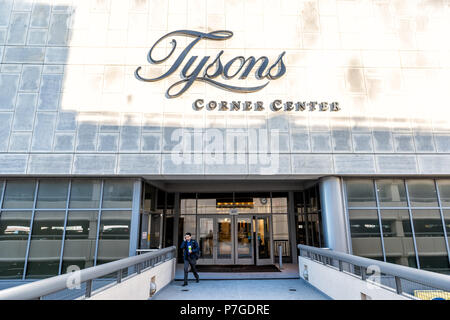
[197,215,273,265]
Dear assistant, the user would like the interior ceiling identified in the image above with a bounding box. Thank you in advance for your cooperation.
[145,178,319,193]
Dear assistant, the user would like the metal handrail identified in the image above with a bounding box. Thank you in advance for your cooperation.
[0,246,176,300]
[298,244,450,294]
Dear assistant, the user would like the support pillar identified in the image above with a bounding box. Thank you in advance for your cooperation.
[173,192,180,260]
[129,180,142,257]
[288,191,298,264]
[319,177,349,253]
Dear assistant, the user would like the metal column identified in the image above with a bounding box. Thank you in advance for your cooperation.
[319,177,349,253]
[129,180,142,257]
[173,192,180,258]
[288,191,298,264]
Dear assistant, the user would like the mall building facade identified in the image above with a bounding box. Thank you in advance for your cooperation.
[0,0,450,279]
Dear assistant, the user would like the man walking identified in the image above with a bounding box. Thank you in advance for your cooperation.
[180,232,200,286]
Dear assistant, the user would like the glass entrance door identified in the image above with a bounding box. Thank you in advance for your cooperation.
[197,215,272,265]
[198,216,215,264]
[255,216,273,265]
[235,216,253,264]
[216,217,233,264]
[197,215,234,265]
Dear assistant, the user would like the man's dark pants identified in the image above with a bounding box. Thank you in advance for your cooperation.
[184,255,199,284]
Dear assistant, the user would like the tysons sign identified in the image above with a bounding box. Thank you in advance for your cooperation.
[135,30,286,98]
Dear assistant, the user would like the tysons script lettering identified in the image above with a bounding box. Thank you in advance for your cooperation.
[135,30,286,98]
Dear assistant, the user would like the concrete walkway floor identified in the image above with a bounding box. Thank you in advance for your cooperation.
[175,263,300,280]
[152,279,331,300]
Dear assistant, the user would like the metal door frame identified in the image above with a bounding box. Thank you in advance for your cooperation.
[196,214,274,265]
[215,216,234,265]
[197,215,216,265]
[234,215,254,265]
[254,215,274,265]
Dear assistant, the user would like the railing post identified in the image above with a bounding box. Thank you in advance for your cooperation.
[136,263,142,274]
[361,267,367,281]
[85,280,92,298]
[339,260,343,272]
[395,276,403,295]
[117,269,122,283]
[278,245,283,269]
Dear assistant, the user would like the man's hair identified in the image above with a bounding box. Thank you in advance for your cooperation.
[185,232,191,236]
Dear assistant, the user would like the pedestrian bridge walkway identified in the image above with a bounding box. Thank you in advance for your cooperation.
[175,263,300,281]
[152,278,330,300]
[0,245,449,300]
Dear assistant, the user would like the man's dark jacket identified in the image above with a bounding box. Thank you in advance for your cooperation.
[180,239,200,260]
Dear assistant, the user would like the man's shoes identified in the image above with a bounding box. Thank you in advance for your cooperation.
[182,283,188,286]
[196,278,199,283]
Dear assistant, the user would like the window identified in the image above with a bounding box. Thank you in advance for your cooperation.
[376,179,407,207]
[346,180,376,207]
[345,178,450,274]
[348,209,383,260]
[3,180,36,209]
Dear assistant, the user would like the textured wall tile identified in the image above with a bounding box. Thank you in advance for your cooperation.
[290,131,310,152]
[54,132,74,152]
[434,134,450,152]
[141,133,161,152]
[311,133,331,152]
[418,155,450,174]
[0,74,19,110]
[27,29,47,45]
[0,154,27,174]
[332,130,352,152]
[376,155,418,173]
[43,65,64,74]
[44,47,69,64]
[414,133,435,152]
[76,122,98,151]
[204,154,249,174]
[270,131,290,153]
[249,154,291,175]
[0,112,13,151]
[12,93,37,130]
[118,154,160,174]
[98,133,119,152]
[162,153,204,174]
[291,154,333,174]
[142,113,162,132]
[48,13,70,45]
[13,0,33,11]
[0,0,13,27]
[0,63,21,73]
[7,12,29,45]
[31,112,56,151]
[268,114,289,131]
[334,155,376,174]
[9,132,31,152]
[352,133,373,152]
[4,46,45,63]
[0,29,6,44]
[19,65,41,92]
[373,130,394,152]
[37,74,62,110]
[30,3,51,28]
[73,154,116,174]
[28,154,72,174]
[163,127,183,152]
[56,111,77,131]
[393,134,415,152]
[120,125,140,151]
